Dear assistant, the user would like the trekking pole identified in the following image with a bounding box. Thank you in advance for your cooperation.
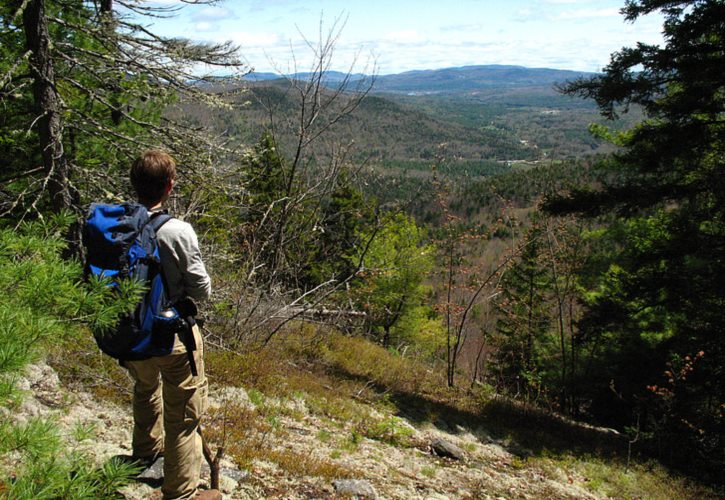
[198,427,223,490]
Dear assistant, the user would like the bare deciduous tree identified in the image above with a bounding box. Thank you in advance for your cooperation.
[205,18,381,347]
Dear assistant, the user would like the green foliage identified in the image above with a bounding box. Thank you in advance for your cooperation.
[495,222,552,400]
[247,387,266,407]
[352,213,436,347]
[242,131,290,222]
[391,302,446,359]
[493,215,591,413]
[359,415,414,446]
[304,175,375,284]
[1,218,76,378]
[548,0,725,478]
[235,132,377,291]
[2,448,140,499]
[0,218,142,497]
[0,418,61,461]
[0,217,142,354]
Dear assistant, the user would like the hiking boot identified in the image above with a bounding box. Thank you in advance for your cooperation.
[133,452,162,468]
[193,489,222,500]
[112,452,162,471]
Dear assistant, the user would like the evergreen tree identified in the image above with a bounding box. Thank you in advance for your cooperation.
[239,131,289,268]
[0,0,245,222]
[0,215,144,496]
[243,132,290,217]
[239,132,377,292]
[238,131,315,288]
[306,173,375,285]
[548,0,724,475]
[495,221,551,401]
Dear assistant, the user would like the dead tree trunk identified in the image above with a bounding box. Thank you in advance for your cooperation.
[23,0,73,213]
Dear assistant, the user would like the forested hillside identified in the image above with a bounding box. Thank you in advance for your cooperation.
[235,64,641,161]
[0,0,723,498]
[184,82,538,162]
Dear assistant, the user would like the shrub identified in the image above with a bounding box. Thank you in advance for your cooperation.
[0,217,140,497]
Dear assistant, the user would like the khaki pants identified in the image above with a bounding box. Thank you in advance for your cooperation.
[125,325,208,500]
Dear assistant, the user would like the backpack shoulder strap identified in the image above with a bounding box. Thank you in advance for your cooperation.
[147,211,175,298]
[149,211,173,233]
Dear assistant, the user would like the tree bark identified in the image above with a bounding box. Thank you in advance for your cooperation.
[23,0,72,213]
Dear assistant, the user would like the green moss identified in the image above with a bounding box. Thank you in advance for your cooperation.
[532,455,718,499]
[317,429,332,443]
[360,416,415,447]
[421,466,436,478]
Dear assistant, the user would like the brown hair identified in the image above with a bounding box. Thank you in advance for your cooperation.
[130,149,176,205]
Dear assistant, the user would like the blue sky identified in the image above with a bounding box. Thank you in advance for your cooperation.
[141,0,665,75]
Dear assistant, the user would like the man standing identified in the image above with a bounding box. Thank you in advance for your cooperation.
[125,149,219,500]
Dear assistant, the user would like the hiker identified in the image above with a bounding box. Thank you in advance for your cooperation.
[124,149,217,500]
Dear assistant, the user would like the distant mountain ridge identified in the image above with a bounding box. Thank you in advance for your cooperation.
[245,64,594,95]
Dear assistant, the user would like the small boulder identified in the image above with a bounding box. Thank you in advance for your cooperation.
[333,479,378,499]
[219,466,248,483]
[136,456,164,486]
[507,442,533,458]
[431,437,465,460]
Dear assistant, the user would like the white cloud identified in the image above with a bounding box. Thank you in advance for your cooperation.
[139,0,665,75]
[194,22,215,32]
[194,6,235,22]
[512,7,541,22]
[440,23,483,33]
[383,30,426,44]
[227,32,281,48]
[556,8,620,20]
[246,0,309,14]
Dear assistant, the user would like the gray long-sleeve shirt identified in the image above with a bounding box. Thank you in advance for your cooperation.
[156,217,211,303]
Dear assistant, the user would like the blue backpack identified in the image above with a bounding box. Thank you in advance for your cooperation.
[83,202,185,361]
